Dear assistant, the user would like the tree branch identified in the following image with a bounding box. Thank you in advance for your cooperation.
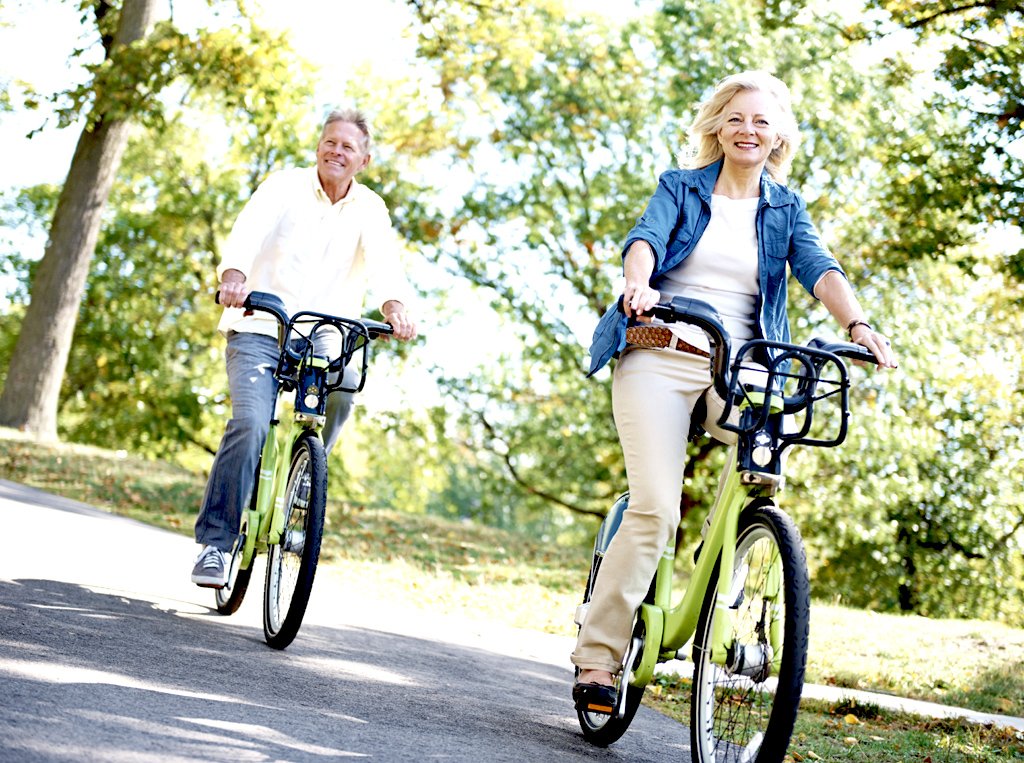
[902,0,1008,29]
[473,409,610,518]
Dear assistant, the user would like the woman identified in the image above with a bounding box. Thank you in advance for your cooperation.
[572,71,897,710]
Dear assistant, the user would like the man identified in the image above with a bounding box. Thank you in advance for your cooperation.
[192,108,417,588]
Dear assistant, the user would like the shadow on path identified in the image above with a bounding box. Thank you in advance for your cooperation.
[0,577,688,762]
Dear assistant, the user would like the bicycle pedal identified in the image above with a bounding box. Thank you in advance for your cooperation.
[573,682,617,715]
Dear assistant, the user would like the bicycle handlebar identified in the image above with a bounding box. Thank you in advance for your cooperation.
[215,290,396,340]
[214,290,395,397]
[620,296,880,452]
[620,296,732,401]
[806,337,877,365]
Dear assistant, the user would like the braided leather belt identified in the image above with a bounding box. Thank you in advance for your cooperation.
[625,325,711,359]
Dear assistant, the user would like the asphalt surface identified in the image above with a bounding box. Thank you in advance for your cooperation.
[0,479,692,762]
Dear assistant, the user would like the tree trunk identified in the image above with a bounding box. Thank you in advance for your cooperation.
[0,0,157,439]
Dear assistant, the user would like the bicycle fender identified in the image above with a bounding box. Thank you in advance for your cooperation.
[595,493,630,556]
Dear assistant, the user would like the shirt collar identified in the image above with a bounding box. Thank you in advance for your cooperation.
[694,159,796,208]
[759,172,795,208]
[694,160,723,202]
[312,167,361,206]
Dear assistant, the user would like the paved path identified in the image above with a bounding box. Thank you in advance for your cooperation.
[1,478,1020,763]
[0,479,689,762]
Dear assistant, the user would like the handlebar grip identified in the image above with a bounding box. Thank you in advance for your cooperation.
[363,319,395,339]
[243,291,287,316]
[807,337,878,364]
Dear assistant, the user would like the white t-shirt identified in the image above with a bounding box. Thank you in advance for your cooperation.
[216,167,414,339]
[655,194,759,353]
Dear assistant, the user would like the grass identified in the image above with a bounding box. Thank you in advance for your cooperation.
[3,426,1023,758]
[647,675,1024,762]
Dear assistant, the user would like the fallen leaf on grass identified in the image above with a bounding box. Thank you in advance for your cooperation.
[805,752,821,760]
[844,714,860,725]
[843,736,858,746]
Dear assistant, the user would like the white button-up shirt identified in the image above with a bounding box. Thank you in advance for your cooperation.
[216,167,414,338]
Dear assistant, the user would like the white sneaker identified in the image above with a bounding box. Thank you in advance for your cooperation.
[191,545,228,588]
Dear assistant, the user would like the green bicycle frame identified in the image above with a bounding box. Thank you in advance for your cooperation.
[237,356,329,569]
[630,391,784,688]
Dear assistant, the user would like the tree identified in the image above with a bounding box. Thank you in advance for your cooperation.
[0,0,157,438]
[0,0,315,441]
[0,10,319,457]
[860,0,1024,278]
[788,256,1024,623]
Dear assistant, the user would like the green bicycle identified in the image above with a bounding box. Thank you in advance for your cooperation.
[212,290,393,650]
[575,296,876,761]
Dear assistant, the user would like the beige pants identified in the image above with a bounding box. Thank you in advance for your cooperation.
[571,347,737,673]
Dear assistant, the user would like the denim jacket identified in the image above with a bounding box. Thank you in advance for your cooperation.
[588,160,845,376]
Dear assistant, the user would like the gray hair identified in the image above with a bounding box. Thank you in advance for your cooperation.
[320,108,372,151]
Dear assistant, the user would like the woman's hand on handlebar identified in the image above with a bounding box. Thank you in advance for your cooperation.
[621,241,660,320]
[850,323,898,370]
[218,269,250,308]
[622,281,661,320]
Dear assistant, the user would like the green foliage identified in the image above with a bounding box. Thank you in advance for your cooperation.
[385,0,1024,621]
[789,259,1024,623]
[4,0,1023,623]
[0,1,320,459]
[56,127,231,455]
[859,0,1024,278]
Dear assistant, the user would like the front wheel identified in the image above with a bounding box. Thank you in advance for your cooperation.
[263,430,326,649]
[690,503,810,763]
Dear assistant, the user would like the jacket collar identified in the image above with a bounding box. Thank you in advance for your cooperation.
[691,159,796,208]
[760,172,796,208]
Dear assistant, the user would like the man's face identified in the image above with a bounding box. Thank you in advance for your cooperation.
[316,121,370,191]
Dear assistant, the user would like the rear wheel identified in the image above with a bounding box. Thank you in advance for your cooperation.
[215,532,254,614]
[690,503,810,763]
[215,461,260,615]
[576,542,647,747]
[263,431,326,649]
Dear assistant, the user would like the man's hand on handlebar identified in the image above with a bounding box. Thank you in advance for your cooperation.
[382,300,417,342]
[218,269,249,309]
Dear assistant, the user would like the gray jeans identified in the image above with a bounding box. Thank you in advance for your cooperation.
[194,331,358,551]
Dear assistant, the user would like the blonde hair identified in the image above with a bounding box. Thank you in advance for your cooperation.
[683,71,800,182]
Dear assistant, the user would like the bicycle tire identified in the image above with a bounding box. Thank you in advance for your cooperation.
[215,461,260,615]
[215,543,254,615]
[575,550,646,747]
[262,430,326,649]
[690,503,810,763]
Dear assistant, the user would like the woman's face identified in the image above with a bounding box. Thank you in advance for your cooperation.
[716,89,783,172]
